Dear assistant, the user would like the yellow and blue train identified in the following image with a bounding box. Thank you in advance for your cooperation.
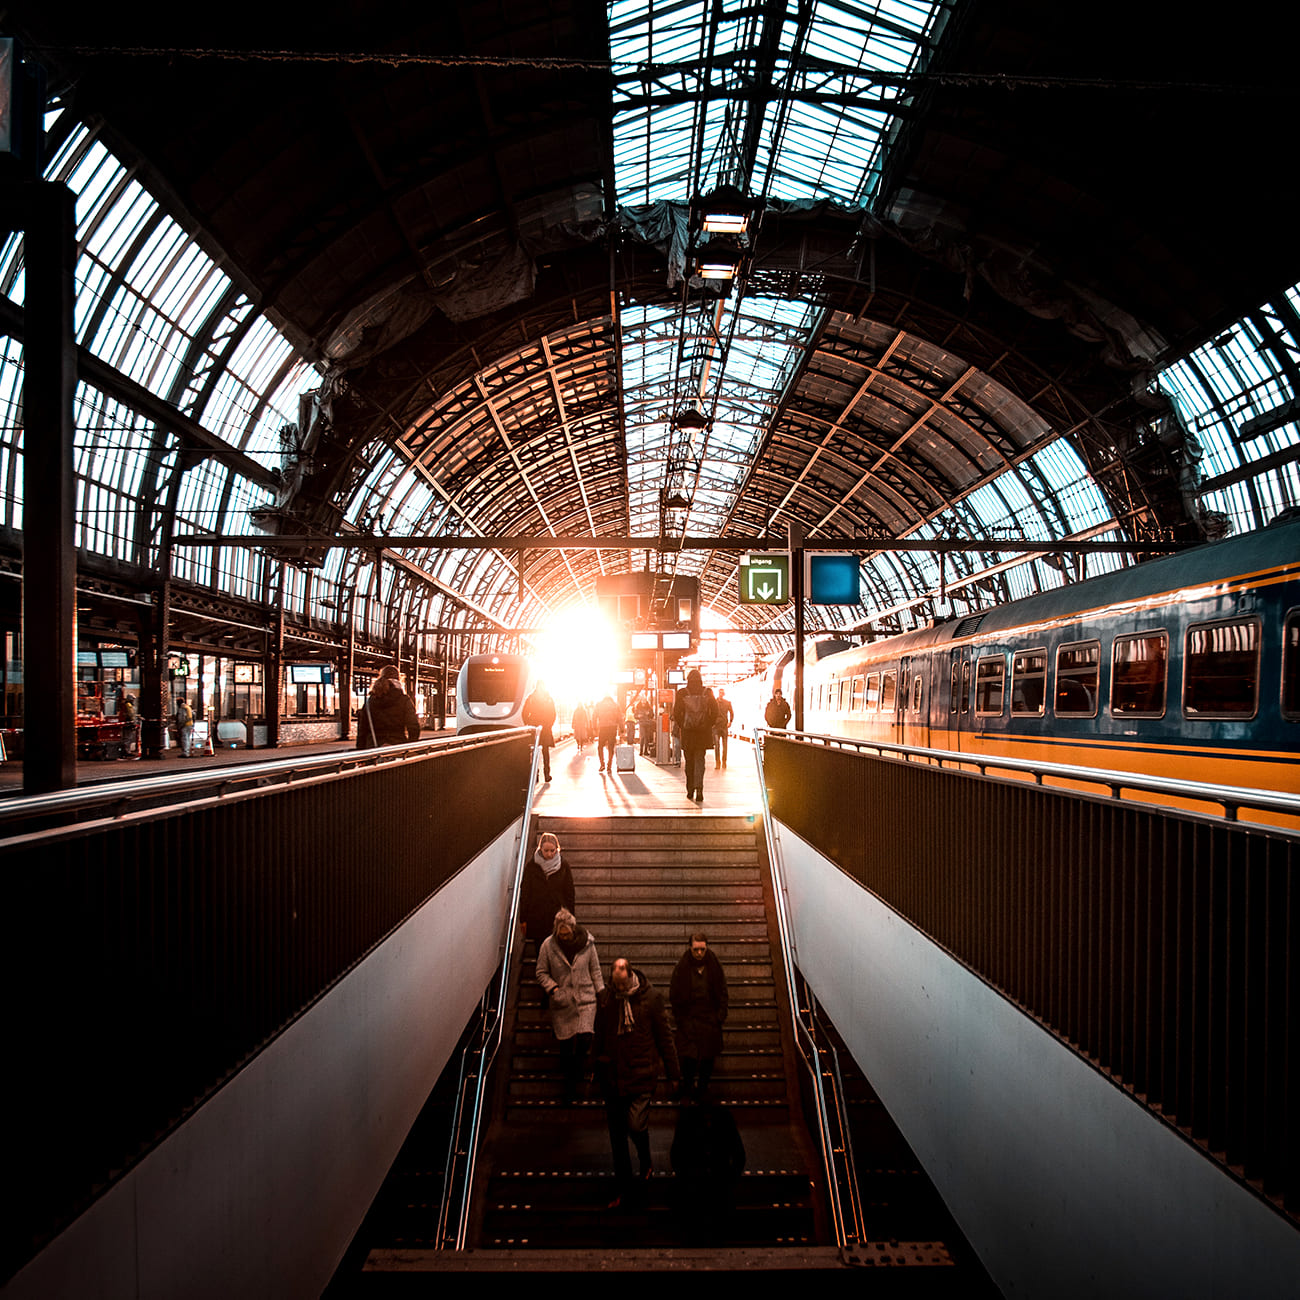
[754,515,1300,798]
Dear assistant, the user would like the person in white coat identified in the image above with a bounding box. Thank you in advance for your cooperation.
[535,908,604,1103]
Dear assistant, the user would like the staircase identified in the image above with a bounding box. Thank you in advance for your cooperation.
[336,813,1001,1288]
[475,812,823,1249]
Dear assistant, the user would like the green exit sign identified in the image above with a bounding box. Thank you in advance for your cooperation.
[738,554,790,604]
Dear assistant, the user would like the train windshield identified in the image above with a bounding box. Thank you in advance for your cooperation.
[465,660,523,706]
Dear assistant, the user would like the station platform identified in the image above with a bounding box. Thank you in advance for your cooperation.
[533,736,762,817]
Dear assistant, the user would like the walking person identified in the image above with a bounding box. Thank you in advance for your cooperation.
[593,956,680,1207]
[522,678,557,782]
[572,701,590,752]
[669,932,729,1099]
[119,692,139,758]
[594,693,621,773]
[176,697,194,757]
[357,664,421,748]
[536,908,603,1103]
[713,688,734,769]
[635,694,655,756]
[764,687,792,730]
[673,669,718,803]
[520,831,574,951]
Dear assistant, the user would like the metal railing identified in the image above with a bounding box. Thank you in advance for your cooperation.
[760,729,1299,1221]
[0,733,484,837]
[776,729,1300,827]
[3,728,537,1281]
[753,730,867,1248]
[436,731,542,1250]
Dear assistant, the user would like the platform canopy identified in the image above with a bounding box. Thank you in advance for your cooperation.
[0,1,1296,660]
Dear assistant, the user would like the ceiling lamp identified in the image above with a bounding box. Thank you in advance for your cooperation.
[672,404,711,431]
[690,184,756,236]
[690,240,742,281]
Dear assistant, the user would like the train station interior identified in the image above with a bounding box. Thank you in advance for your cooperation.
[1,2,1297,1295]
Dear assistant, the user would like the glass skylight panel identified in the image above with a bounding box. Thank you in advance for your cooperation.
[1157,282,1299,533]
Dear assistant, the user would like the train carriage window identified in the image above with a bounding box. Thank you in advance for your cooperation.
[1011,649,1047,716]
[1112,632,1167,717]
[1055,641,1099,716]
[865,674,879,711]
[880,671,897,712]
[960,661,972,713]
[975,656,1005,715]
[1184,618,1259,718]
[1284,610,1300,719]
[852,677,865,711]
[911,674,923,713]
[950,659,960,713]
[838,679,850,711]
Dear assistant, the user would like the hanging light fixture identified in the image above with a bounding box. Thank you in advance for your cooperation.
[689,184,757,237]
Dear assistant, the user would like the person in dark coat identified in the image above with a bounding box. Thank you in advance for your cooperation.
[522,679,557,781]
[357,665,421,748]
[673,669,718,803]
[713,688,734,769]
[571,701,590,751]
[593,694,621,773]
[520,831,575,947]
[593,957,680,1205]
[764,688,791,730]
[669,931,728,1098]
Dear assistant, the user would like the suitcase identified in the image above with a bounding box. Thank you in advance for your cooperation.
[614,743,636,772]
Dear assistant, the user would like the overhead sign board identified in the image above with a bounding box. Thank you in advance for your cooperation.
[739,554,789,605]
[806,553,860,605]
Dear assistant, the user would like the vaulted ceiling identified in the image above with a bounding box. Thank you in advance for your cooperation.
[6,0,1298,655]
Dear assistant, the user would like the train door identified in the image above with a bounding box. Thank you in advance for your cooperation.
[900,654,931,749]
[948,647,972,754]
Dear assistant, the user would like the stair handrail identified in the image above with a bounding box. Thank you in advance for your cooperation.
[437,728,543,1250]
[754,726,867,1248]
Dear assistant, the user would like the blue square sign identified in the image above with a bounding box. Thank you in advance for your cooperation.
[807,553,860,605]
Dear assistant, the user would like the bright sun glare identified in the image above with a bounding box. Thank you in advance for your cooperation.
[532,608,619,705]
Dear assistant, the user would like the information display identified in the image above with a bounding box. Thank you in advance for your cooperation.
[806,553,860,605]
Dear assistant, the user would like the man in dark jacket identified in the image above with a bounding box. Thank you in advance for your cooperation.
[764,688,792,730]
[594,957,680,1204]
[673,668,718,803]
[522,679,557,781]
[712,688,734,769]
[669,932,728,1099]
[358,665,421,748]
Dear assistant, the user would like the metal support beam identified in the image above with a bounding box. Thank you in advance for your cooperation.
[14,182,78,791]
[172,532,1189,555]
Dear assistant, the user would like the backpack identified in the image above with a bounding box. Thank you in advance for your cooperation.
[682,691,708,731]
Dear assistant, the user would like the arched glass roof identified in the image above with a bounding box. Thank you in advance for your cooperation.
[0,13,1294,664]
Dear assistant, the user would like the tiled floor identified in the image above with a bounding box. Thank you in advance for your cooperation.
[533,736,763,818]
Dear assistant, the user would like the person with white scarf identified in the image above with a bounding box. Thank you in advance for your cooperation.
[520,831,574,947]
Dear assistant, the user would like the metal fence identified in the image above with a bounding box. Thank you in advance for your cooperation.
[761,734,1298,1221]
[3,731,534,1279]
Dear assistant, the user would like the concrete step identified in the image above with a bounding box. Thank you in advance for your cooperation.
[511,1023,784,1052]
[523,958,775,983]
[539,816,758,837]
[507,1073,788,1102]
[575,881,764,902]
[568,852,760,871]
[509,1046,785,1073]
[577,900,769,923]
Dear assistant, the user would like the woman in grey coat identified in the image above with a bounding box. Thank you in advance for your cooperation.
[535,908,604,1102]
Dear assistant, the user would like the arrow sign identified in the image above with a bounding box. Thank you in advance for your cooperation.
[738,554,790,604]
